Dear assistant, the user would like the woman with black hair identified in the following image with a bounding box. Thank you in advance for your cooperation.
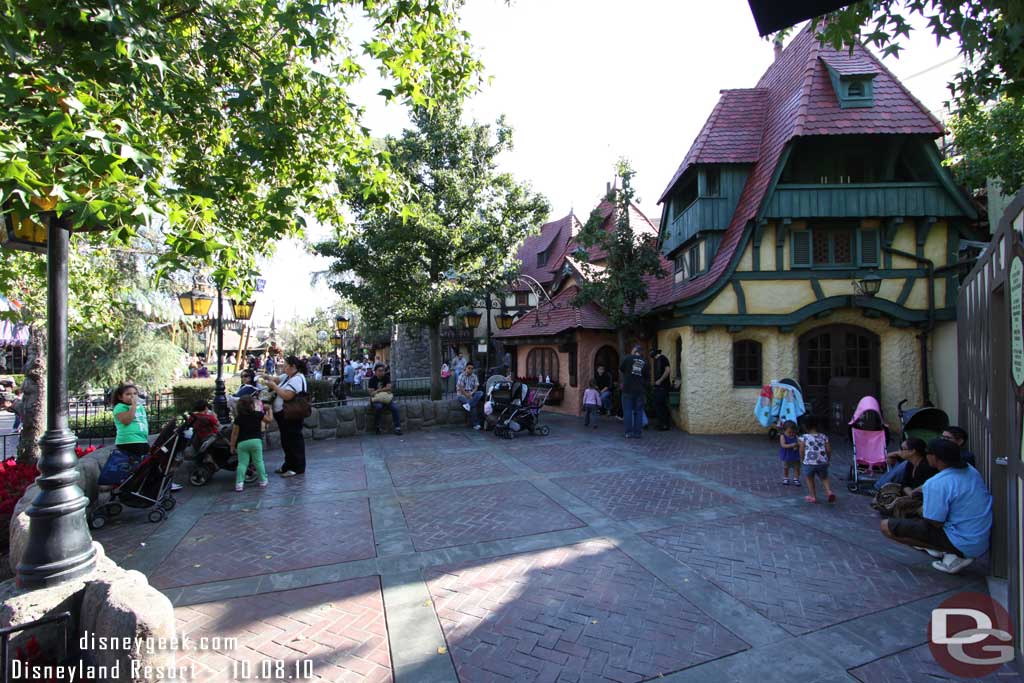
[112,383,149,457]
[264,355,308,477]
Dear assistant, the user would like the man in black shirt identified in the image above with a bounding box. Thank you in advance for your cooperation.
[368,364,402,435]
[650,349,672,431]
[594,365,613,415]
[619,345,648,439]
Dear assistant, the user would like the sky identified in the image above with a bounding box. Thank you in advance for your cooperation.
[255,0,964,326]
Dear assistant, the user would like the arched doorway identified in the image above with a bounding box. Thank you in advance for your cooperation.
[594,345,619,381]
[799,324,880,426]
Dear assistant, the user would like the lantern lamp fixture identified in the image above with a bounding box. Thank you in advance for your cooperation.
[231,300,255,321]
[178,289,215,317]
[461,310,482,329]
[335,315,350,332]
[496,312,515,330]
[854,274,883,298]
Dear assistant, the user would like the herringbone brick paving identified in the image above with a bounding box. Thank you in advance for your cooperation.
[97,415,1006,682]
[150,498,376,588]
[848,643,1016,682]
[554,469,735,519]
[175,576,391,682]
[641,512,970,634]
[386,453,514,487]
[399,481,586,551]
[424,540,749,682]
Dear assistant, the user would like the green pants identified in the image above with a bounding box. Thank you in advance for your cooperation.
[235,438,267,486]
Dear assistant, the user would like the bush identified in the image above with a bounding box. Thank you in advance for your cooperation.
[68,322,186,395]
[170,378,241,410]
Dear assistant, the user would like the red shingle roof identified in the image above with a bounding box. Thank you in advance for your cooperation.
[819,51,877,76]
[493,285,613,338]
[659,89,768,202]
[657,25,945,308]
[512,212,581,290]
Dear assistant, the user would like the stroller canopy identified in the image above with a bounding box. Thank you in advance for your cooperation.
[903,406,949,441]
[849,396,886,430]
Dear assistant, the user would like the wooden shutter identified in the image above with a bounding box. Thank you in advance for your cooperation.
[791,230,812,267]
[858,228,880,266]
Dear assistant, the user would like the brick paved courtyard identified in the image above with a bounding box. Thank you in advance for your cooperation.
[91,414,1015,682]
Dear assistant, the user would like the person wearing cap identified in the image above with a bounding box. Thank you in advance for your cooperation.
[618,344,648,439]
[880,438,992,574]
[650,348,672,431]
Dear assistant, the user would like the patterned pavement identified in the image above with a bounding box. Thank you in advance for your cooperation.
[86,414,1012,682]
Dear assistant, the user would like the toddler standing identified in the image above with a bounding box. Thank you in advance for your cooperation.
[229,395,272,492]
[799,416,835,503]
[582,381,601,429]
[778,420,800,485]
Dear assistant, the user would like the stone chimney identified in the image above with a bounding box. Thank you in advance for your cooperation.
[774,40,783,62]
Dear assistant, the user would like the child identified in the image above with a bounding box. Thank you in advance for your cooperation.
[229,395,272,492]
[778,420,800,485]
[582,380,601,429]
[799,416,835,503]
[190,400,220,445]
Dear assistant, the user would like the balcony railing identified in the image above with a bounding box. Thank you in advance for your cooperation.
[762,181,963,218]
[664,197,730,255]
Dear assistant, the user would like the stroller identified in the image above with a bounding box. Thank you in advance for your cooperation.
[846,396,889,494]
[187,422,258,486]
[756,378,807,440]
[898,400,949,442]
[493,385,552,439]
[88,418,189,529]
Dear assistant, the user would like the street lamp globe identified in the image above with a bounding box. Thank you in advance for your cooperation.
[496,312,515,330]
[462,310,482,329]
[231,300,256,321]
[335,315,350,332]
[178,290,214,317]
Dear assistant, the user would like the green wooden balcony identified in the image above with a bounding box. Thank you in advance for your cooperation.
[663,197,730,255]
[762,182,964,218]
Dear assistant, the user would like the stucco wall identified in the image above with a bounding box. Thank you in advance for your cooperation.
[664,309,927,434]
[931,320,958,424]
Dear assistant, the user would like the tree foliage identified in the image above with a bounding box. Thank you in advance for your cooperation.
[0,0,484,295]
[572,161,665,341]
[808,1,1024,192]
[67,319,185,394]
[316,104,549,395]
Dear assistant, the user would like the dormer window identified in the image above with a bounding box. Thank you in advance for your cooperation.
[536,249,548,267]
[821,57,877,109]
[846,81,865,97]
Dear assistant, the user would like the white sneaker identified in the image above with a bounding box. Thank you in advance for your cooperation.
[280,470,297,478]
[473,425,482,430]
[932,554,974,574]
[170,483,183,491]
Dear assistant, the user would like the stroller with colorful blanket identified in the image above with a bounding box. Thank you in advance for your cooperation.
[494,386,551,438]
[755,378,807,440]
[88,417,189,529]
[846,396,890,494]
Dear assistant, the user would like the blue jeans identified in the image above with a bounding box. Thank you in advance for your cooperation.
[599,389,612,412]
[622,393,645,437]
[458,391,483,426]
[372,401,401,430]
[873,460,906,490]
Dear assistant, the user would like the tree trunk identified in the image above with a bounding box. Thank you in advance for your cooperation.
[617,328,627,357]
[17,325,46,465]
[428,321,443,401]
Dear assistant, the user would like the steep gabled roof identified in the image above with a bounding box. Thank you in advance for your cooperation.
[513,211,581,289]
[493,285,613,338]
[818,51,877,76]
[659,24,946,306]
[659,89,768,202]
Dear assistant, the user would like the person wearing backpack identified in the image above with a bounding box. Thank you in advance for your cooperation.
[264,355,308,477]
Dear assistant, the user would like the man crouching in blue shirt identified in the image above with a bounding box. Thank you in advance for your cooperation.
[880,438,992,574]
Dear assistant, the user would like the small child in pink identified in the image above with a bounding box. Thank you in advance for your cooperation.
[582,381,601,429]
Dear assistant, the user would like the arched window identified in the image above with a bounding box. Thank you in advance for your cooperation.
[526,347,559,383]
[733,340,762,387]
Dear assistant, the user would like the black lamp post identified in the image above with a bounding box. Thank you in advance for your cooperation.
[178,282,229,422]
[9,211,97,588]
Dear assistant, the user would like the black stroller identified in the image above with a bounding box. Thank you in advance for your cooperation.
[898,400,949,442]
[187,422,258,486]
[89,418,189,528]
[493,385,552,438]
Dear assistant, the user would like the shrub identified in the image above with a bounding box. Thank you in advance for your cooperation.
[68,322,186,395]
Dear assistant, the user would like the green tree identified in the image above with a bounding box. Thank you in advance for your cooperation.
[806,1,1024,192]
[0,0,485,293]
[67,319,185,394]
[316,105,549,399]
[572,161,665,353]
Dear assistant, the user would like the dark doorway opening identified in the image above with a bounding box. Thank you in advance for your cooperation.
[799,324,880,429]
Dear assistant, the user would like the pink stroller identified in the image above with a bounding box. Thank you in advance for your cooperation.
[846,396,889,493]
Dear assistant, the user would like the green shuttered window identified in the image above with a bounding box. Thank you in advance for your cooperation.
[790,228,880,268]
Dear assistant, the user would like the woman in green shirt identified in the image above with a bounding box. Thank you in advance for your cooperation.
[112,383,149,456]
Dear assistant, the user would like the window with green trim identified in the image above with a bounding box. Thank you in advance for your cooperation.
[732,340,762,387]
[790,228,880,269]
